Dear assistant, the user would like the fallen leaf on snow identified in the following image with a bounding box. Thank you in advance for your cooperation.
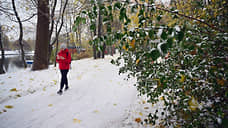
[144,107,149,109]
[16,94,21,97]
[29,78,34,81]
[139,112,143,116]
[3,109,7,112]
[113,103,117,106]
[48,104,53,107]
[77,75,82,80]
[142,100,146,104]
[53,80,57,85]
[5,105,13,109]
[10,88,17,92]
[73,118,81,123]
[135,118,141,123]
[93,110,99,113]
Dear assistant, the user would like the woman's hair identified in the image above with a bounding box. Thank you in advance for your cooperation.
[60,43,67,49]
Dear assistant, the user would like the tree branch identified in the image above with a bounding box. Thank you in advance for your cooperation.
[132,1,226,33]
[50,0,69,46]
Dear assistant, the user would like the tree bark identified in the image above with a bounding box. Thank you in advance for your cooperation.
[12,0,27,68]
[32,0,49,70]
[0,25,5,74]
[93,24,97,59]
[97,4,103,58]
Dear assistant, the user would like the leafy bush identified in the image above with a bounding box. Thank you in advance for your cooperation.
[84,0,228,127]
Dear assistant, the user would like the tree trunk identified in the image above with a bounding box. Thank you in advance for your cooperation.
[32,0,49,70]
[54,22,59,67]
[0,25,5,74]
[12,0,27,68]
[93,26,97,59]
[97,4,102,58]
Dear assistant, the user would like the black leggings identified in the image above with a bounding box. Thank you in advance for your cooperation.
[60,69,69,90]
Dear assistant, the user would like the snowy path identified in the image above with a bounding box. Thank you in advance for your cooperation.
[0,55,141,128]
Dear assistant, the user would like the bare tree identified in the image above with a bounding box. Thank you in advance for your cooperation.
[12,0,27,68]
[32,0,49,70]
[49,0,69,66]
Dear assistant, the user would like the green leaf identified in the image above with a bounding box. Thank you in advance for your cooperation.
[160,43,168,54]
[149,29,155,39]
[157,15,162,21]
[150,49,160,61]
[167,38,173,48]
[108,5,112,11]
[120,8,126,21]
[93,5,97,16]
[161,30,167,40]
[90,23,96,31]
[107,24,111,33]
[178,31,184,41]
[114,2,121,10]
[81,17,86,24]
[82,11,87,14]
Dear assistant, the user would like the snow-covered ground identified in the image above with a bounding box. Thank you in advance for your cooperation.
[0,55,162,128]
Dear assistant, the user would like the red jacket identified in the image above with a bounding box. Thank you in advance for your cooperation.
[56,49,71,70]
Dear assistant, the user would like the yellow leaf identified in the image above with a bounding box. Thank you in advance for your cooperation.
[93,110,99,113]
[135,118,141,123]
[43,87,46,91]
[5,105,13,109]
[73,118,81,123]
[217,78,225,86]
[10,88,17,92]
[129,39,135,49]
[48,104,53,107]
[154,78,161,86]
[53,80,57,85]
[136,59,140,65]
[122,45,128,51]
[77,75,82,80]
[180,75,185,83]
[188,96,199,111]
[139,112,143,116]
[142,100,146,104]
[113,103,117,106]
[160,96,164,100]
[144,107,149,109]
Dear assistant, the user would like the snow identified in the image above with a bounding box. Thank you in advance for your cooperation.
[0,55,163,128]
